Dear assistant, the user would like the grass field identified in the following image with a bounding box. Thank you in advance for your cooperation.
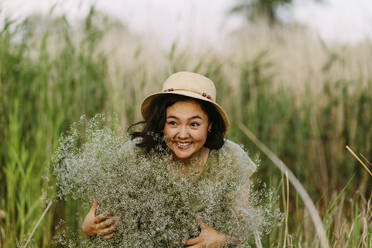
[0,10,371,247]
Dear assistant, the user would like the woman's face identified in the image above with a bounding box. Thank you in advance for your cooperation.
[163,100,211,160]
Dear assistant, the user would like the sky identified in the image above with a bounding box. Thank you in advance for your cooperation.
[1,0,371,48]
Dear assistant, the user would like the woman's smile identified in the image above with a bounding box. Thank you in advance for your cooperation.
[175,141,192,150]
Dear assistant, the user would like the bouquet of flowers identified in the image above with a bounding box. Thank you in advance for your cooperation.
[52,115,279,247]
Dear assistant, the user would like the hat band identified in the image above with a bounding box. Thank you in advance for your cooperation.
[163,88,213,100]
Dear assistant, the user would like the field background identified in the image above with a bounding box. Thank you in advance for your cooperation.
[0,7,371,247]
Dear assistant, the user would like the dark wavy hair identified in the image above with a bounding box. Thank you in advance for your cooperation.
[129,94,226,153]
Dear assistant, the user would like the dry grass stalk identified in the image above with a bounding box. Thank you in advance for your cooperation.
[254,231,263,248]
[283,171,289,248]
[345,146,372,176]
[238,123,330,248]
[0,210,5,220]
[344,222,355,248]
[359,153,372,168]
[22,201,53,248]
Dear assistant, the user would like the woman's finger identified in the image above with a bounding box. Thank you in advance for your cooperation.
[92,198,98,208]
[98,216,119,229]
[97,223,118,236]
[183,236,203,245]
[98,218,119,231]
[184,244,204,248]
[94,212,110,224]
[102,233,114,240]
[196,218,207,229]
[89,198,98,215]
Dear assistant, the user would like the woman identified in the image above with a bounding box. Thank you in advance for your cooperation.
[80,72,258,247]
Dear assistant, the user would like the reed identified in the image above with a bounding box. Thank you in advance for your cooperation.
[239,123,329,248]
[346,145,372,176]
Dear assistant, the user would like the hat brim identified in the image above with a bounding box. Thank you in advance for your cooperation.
[141,91,229,133]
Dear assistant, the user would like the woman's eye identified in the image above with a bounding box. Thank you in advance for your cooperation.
[168,121,177,126]
[190,122,200,127]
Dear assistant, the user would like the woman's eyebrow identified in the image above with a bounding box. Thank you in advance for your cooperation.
[166,115,203,120]
[189,116,202,120]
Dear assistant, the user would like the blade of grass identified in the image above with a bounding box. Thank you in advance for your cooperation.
[283,171,289,248]
[346,146,372,176]
[254,231,263,248]
[22,201,53,248]
[324,174,354,220]
[359,153,372,168]
[238,123,330,248]
[352,202,360,248]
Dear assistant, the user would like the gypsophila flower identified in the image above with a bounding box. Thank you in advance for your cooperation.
[52,115,281,247]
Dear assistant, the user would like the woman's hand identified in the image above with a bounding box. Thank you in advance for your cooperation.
[183,218,227,248]
[82,198,120,239]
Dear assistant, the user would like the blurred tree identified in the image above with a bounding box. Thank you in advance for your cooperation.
[229,0,321,26]
[229,0,291,25]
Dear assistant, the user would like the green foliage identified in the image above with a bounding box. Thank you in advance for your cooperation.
[0,10,108,247]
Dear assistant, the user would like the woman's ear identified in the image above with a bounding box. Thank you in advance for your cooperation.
[208,123,212,133]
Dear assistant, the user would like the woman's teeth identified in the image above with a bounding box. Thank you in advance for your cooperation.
[176,142,191,148]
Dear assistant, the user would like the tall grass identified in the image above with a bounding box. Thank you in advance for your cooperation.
[0,10,108,246]
[0,10,371,247]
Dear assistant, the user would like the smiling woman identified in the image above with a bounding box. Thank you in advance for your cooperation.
[132,72,227,153]
[164,100,211,160]
[55,72,270,247]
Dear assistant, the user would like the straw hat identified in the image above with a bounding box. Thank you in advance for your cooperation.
[141,72,229,131]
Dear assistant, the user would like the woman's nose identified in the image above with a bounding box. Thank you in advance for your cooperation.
[178,126,189,138]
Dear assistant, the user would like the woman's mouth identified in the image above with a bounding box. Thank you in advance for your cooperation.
[175,142,192,150]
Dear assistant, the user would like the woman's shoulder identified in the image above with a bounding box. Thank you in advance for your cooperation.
[220,139,258,180]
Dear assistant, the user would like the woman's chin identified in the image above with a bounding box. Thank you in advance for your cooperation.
[173,151,193,160]
[172,147,195,160]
